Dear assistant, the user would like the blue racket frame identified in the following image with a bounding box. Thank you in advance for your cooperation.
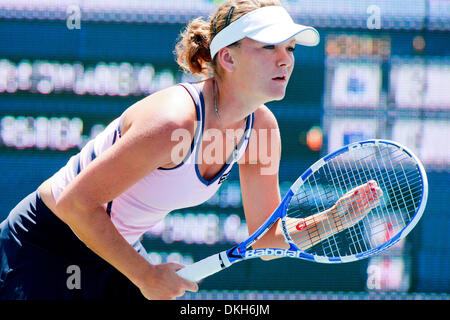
[225,139,428,264]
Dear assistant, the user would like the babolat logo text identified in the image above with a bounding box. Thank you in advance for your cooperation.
[245,248,300,258]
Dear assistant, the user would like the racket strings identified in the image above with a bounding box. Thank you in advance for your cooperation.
[288,178,422,250]
[332,151,419,252]
[320,149,419,254]
[286,147,419,218]
[361,147,420,244]
[286,162,420,235]
[286,150,420,224]
[342,149,418,233]
[284,144,423,258]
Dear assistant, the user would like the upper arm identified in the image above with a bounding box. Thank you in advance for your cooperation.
[238,105,282,236]
[56,85,196,215]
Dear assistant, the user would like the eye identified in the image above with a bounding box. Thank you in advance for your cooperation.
[287,46,296,52]
[263,45,275,50]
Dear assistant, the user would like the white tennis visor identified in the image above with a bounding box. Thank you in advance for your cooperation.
[210,6,320,59]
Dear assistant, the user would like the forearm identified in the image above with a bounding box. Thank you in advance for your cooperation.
[251,220,289,261]
[251,206,340,256]
[286,209,334,251]
[56,204,153,289]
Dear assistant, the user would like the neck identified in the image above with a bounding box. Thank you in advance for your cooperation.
[212,77,263,128]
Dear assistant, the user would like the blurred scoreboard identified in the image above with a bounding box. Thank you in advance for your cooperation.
[323,34,450,170]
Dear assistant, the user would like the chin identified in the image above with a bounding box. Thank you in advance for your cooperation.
[267,84,288,101]
[259,83,287,102]
[269,89,286,101]
[273,92,286,101]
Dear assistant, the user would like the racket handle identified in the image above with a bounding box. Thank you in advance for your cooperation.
[176,251,230,283]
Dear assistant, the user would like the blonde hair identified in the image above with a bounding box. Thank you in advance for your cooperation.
[174,0,282,78]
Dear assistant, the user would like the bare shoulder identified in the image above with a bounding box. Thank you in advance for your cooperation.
[121,84,197,138]
[252,104,280,131]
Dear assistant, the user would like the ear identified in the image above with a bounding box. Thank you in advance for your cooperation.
[216,47,236,73]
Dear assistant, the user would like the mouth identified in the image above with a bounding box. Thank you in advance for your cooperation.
[272,76,287,82]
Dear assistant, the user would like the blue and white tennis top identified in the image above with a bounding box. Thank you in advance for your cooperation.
[50,82,255,244]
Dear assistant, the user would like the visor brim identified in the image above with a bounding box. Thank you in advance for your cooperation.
[247,23,320,47]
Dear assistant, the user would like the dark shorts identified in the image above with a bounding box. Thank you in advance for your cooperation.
[0,191,146,300]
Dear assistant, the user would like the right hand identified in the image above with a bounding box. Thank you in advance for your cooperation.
[329,180,383,232]
[138,262,199,300]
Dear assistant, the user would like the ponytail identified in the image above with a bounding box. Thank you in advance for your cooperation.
[174,17,213,78]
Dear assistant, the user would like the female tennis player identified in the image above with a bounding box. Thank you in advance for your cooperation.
[0,0,378,300]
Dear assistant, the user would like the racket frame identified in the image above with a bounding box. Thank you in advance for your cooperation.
[227,139,428,264]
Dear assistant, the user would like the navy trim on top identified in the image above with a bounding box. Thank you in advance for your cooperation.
[195,108,255,187]
[74,141,96,176]
[117,115,123,138]
[106,128,119,216]
[158,82,203,171]
[74,153,81,176]
[71,117,123,216]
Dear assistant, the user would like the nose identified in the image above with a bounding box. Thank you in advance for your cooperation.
[276,47,293,68]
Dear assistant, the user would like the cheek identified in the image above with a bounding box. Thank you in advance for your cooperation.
[287,63,295,79]
[288,67,294,78]
[239,59,266,80]
[289,55,295,69]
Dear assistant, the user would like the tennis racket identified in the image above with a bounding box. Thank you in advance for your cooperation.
[176,139,428,282]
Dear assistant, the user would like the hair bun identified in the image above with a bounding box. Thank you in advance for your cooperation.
[174,17,212,77]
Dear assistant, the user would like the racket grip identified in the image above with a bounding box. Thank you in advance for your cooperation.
[176,251,229,283]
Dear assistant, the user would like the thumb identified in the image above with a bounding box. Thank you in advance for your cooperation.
[169,263,199,292]
[166,262,187,272]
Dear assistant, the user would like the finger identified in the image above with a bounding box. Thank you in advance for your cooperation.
[363,180,378,194]
[166,262,187,272]
[188,282,199,293]
[180,278,199,293]
[173,265,199,292]
[371,188,383,206]
[369,185,383,200]
[367,180,378,187]
[348,180,377,196]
